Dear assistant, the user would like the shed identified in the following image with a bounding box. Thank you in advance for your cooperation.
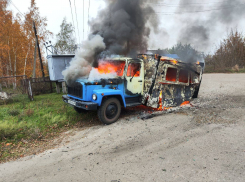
[47,55,75,81]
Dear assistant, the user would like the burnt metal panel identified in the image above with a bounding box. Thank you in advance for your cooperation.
[142,55,202,108]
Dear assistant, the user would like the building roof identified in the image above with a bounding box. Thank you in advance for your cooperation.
[146,50,180,59]
[164,54,180,59]
[146,50,170,55]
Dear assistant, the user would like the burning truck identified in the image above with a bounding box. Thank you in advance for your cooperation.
[62,54,203,124]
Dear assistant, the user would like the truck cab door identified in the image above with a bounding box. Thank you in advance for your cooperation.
[124,60,144,96]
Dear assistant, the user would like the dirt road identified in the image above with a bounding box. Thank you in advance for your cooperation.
[1,74,245,182]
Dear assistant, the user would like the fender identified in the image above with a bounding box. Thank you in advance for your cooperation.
[92,89,126,107]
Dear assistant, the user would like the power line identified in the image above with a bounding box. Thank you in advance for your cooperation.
[8,0,25,18]
[147,4,239,8]
[74,0,81,43]
[83,0,85,40]
[88,0,90,35]
[150,3,245,15]
[146,1,234,6]
[68,0,77,43]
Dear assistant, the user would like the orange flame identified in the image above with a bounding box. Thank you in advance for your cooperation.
[126,63,140,77]
[158,91,163,110]
[160,57,178,65]
[156,91,172,111]
[170,60,178,65]
[96,61,125,76]
[180,101,190,106]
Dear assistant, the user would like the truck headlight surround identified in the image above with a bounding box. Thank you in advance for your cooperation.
[92,94,97,101]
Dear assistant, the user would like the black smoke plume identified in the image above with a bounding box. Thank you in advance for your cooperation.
[63,0,160,85]
[90,0,159,57]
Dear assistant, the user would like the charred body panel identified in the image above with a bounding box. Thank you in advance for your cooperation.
[64,56,202,110]
[139,54,202,108]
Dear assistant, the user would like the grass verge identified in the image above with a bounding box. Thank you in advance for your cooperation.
[0,93,100,163]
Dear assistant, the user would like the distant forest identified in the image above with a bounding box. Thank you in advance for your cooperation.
[0,0,51,79]
[166,30,245,73]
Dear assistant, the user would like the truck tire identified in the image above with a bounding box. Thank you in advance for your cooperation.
[192,80,202,98]
[98,97,121,125]
[74,106,88,113]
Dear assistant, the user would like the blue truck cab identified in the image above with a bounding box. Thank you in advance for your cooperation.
[62,57,145,124]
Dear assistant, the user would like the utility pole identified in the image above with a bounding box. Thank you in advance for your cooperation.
[88,0,90,33]
[32,40,37,78]
[33,21,45,78]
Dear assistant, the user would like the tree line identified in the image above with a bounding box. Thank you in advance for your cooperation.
[205,29,245,72]
[165,29,245,73]
[0,0,51,84]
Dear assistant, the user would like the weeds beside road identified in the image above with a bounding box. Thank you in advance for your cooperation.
[0,93,100,162]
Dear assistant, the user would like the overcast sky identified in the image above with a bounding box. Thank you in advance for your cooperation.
[8,0,106,43]
[8,0,245,54]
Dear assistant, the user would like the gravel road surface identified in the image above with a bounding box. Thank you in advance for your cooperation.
[1,73,245,182]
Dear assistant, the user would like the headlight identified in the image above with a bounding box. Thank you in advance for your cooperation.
[92,94,97,101]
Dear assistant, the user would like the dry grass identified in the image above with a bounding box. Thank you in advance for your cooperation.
[25,108,34,117]
[232,64,240,72]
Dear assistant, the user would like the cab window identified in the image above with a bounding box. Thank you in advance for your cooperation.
[127,63,141,77]
[166,67,177,82]
[179,69,188,83]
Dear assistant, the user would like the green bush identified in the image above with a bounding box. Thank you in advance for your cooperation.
[8,109,20,116]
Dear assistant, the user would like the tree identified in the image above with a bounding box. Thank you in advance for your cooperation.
[166,43,203,63]
[54,17,76,54]
[0,0,51,86]
[0,0,11,77]
[213,30,245,69]
[23,0,52,78]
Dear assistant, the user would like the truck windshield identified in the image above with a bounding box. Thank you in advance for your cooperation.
[97,60,126,77]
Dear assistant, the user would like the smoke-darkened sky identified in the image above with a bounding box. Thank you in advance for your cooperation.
[148,0,245,53]
[63,0,162,85]
[9,0,245,54]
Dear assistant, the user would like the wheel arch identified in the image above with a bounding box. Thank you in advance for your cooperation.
[93,89,126,107]
[101,95,125,108]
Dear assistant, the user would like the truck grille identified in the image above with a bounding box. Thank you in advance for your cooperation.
[68,82,83,99]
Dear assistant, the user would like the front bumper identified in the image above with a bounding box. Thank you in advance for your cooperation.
[62,95,98,110]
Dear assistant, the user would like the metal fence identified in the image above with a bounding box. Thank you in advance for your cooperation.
[22,77,54,100]
[0,75,31,102]
[0,76,54,102]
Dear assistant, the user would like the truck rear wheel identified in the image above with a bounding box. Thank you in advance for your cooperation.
[98,97,121,125]
[193,79,202,98]
[192,85,200,98]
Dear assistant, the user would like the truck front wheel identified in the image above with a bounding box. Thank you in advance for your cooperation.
[98,98,121,125]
